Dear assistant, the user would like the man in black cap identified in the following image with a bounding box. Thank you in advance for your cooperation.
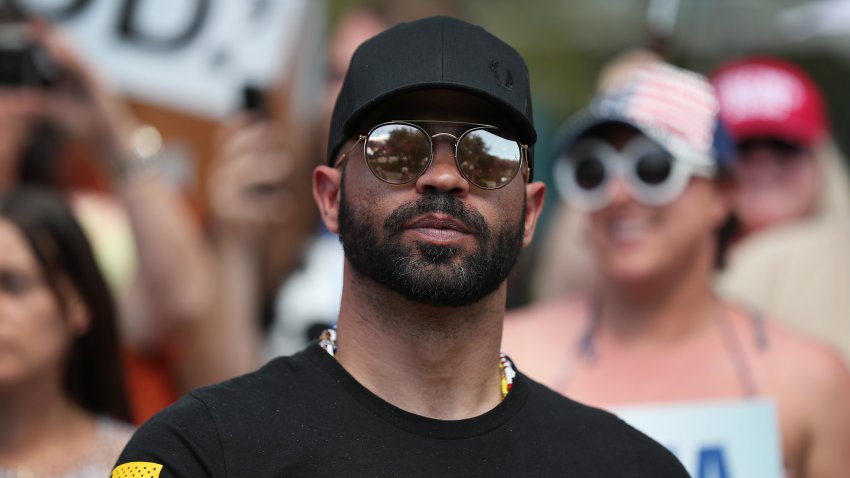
[114,16,687,477]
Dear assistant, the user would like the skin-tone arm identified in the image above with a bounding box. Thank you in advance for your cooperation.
[178,114,310,389]
[29,23,215,351]
[801,349,850,477]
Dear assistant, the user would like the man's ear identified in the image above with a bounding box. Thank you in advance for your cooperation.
[522,181,546,248]
[313,165,342,234]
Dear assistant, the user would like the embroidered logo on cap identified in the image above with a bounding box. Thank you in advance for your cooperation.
[714,65,804,123]
[489,60,514,90]
[112,462,164,477]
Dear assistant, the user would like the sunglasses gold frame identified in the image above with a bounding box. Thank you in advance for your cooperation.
[334,120,529,190]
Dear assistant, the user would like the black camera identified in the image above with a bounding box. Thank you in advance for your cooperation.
[242,84,268,116]
[0,0,57,87]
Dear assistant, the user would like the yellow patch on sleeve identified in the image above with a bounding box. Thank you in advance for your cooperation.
[112,461,164,477]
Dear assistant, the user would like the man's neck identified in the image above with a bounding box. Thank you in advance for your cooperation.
[333,266,506,420]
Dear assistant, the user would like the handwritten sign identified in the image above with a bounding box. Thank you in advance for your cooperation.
[19,0,322,118]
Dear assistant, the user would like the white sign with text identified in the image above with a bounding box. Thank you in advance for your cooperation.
[19,0,318,118]
[616,399,784,478]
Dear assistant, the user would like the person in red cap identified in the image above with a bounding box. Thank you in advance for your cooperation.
[712,56,838,233]
[711,57,850,362]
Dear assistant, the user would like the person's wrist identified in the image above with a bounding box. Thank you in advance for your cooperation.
[214,224,266,263]
[111,124,163,181]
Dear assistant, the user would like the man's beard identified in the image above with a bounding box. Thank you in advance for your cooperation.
[338,185,525,307]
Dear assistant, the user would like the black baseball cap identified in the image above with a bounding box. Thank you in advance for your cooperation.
[327,16,536,177]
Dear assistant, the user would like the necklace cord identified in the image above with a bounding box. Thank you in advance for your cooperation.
[317,327,515,399]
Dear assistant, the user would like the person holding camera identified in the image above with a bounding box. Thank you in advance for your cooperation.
[0,12,216,422]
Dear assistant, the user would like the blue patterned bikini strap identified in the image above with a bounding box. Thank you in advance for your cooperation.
[749,306,770,351]
[715,303,770,398]
[578,294,603,361]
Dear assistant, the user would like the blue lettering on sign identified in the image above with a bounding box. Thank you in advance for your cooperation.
[698,446,730,478]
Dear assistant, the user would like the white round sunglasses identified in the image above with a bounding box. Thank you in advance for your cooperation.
[554,134,717,212]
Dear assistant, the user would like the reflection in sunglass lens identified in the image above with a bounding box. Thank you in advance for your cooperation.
[574,157,605,190]
[457,129,522,189]
[365,124,431,183]
[635,151,673,185]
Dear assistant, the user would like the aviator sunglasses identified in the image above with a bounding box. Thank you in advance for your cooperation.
[554,134,717,212]
[335,120,528,190]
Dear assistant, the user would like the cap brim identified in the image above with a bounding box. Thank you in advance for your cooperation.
[342,82,537,147]
[554,108,641,153]
[727,121,820,148]
[554,107,718,171]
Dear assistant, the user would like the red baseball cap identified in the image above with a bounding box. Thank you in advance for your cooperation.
[710,56,828,147]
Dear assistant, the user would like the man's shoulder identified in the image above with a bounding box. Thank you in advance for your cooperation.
[521,375,687,474]
[114,349,330,476]
[188,348,323,410]
[522,374,635,432]
[127,353,310,431]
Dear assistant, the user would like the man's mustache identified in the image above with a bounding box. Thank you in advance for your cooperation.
[383,191,488,238]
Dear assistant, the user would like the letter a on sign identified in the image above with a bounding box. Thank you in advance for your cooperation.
[698,446,730,478]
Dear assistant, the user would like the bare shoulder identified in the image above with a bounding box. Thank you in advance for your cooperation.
[743,310,850,397]
[757,314,850,475]
[766,319,848,378]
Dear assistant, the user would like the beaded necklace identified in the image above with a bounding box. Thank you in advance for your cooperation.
[318,327,515,399]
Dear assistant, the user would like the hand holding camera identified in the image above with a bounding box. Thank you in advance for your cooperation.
[0,0,57,88]
[209,109,298,246]
[0,1,143,179]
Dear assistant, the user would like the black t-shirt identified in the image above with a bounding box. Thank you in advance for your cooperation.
[115,345,687,477]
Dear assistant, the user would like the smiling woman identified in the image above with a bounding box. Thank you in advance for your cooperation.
[0,187,133,477]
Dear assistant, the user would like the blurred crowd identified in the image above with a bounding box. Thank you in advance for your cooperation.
[1,0,849,476]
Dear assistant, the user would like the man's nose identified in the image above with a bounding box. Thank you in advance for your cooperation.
[414,140,469,196]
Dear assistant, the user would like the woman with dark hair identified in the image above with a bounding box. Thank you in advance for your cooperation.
[0,187,133,476]
[0,14,216,422]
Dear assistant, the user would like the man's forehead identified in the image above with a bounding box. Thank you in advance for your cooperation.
[358,89,515,133]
